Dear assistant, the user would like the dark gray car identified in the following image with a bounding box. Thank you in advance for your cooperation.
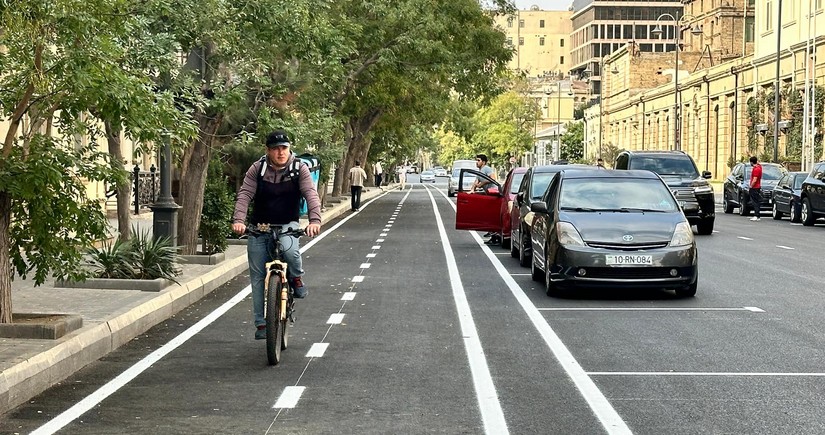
[529,169,698,297]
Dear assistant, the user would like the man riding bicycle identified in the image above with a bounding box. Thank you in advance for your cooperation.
[232,130,322,340]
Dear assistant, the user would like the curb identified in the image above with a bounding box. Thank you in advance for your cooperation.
[0,184,389,416]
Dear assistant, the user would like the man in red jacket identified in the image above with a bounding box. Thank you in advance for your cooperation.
[748,156,763,222]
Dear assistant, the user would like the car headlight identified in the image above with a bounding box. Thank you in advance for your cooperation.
[557,221,585,246]
[694,184,713,194]
[670,221,694,247]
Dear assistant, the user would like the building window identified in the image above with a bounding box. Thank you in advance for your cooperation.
[560,39,565,47]
[745,17,755,42]
[560,56,565,64]
[540,37,545,46]
[766,1,773,31]
[507,18,513,28]
[507,37,513,45]
[540,19,545,28]
[519,37,524,46]
[519,19,524,28]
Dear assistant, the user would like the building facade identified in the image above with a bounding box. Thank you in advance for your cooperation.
[494,8,573,78]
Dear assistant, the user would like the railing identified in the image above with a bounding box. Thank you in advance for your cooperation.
[132,165,159,214]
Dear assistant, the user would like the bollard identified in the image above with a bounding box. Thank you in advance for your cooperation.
[150,164,157,203]
[133,164,141,215]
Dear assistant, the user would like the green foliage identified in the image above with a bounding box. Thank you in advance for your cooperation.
[129,228,182,282]
[560,121,584,161]
[600,143,625,168]
[200,156,235,255]
[471,91,538,161]
[86,239,136,280]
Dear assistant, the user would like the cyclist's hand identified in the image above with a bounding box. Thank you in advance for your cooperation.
[305,223,321,237]
[232,223,246,235]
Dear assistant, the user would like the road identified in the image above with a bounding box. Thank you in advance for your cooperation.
[4,175,825,435]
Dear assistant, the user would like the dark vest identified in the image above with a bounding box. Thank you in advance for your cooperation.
[250,162,301,225]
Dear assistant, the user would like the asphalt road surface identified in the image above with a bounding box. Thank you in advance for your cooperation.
[4,178,825,435]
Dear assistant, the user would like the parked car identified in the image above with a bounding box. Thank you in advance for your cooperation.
[529,169,698,297]
[510,164,596,267]
[433,167,448,177]
[407,165,418,174]
[771,171,807,222]
[614,150,715,235]
[453,167,527,248]
[800,161,825,226]
[723,162,786,216]
[447,159,478,197]
[419,170,436,183]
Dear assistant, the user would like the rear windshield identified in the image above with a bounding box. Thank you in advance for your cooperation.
[745,165,784,181]
[628,155,699,178]
[510,172,526,194]
[559,178,679,212]
[793,175,805,189]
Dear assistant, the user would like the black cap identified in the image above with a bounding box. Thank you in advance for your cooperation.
[266,130,291,148]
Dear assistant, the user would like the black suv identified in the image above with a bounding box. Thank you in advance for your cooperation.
[614,150,715,235]
[800,161,825,226]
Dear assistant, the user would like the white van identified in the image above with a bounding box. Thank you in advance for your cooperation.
[448,159,477,197]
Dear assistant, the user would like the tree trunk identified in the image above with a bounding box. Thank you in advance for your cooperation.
[332,110,383,196]
[0,191,12,323]
[105,121,131,242]
[177,114,220,255]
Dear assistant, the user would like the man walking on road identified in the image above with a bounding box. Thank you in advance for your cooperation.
[349,160,367,211]
[749,155,763,221]
[374,160,384,190]
[397,165,406,190]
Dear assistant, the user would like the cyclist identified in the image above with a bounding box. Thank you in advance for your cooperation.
[232,130,322,339]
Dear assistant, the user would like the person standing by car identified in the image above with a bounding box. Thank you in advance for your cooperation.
[749,156,763,221]
[471,154,496,192]
[231,130,322,339]
[373,160,383,191]
[596,158,605,168]
[349,160,367,211]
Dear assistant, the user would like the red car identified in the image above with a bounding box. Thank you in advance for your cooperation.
[455,167,527,248]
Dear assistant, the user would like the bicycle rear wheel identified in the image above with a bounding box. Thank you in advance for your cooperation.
[265,275,286,365]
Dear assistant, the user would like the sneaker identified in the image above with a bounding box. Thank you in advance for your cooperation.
[291,276,307,299]
[255,325,266,340]
[749,216,760,221]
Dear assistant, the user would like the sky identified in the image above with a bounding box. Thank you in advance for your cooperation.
[514,0,572,11]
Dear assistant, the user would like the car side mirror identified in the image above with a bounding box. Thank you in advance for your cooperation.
[486,185,500,196]
[516,192,524,205]
[530,201,548,214]
[702,171,712,179]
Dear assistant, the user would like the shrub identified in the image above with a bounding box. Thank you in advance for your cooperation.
[86,239,136,279]
[86,226,181,282]
[200,156,235,255]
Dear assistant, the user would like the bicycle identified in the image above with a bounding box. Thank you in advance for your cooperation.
[246,224,306,365]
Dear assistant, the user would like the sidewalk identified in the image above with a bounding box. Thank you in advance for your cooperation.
[0,184,392,416]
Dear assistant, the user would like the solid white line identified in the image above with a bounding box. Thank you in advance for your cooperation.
[352,276,364,283]
[424,188,509,434]
[366,253,377,258]
[273,386,306,408]
[306,343,330,358]
[588,372,825,377]
[359,263,371,269]
[28,188,389,435]
[371,245,381,250]
[776,245,795,250]
[738,236,753,241]
[327,313,345,324]
[537,307,761,312]
[743,306,766,312]
[431,188,632,435]
[341,292,357,301]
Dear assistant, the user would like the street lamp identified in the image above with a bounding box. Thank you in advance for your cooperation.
[651,14,702,152]
[548,81,574,161]
[773,0,783,163]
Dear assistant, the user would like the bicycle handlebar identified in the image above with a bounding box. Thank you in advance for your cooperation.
[244,225,307,238]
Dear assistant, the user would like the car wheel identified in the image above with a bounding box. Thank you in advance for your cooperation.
[530,254,543,282]
[772,202,783,220]
[723,192,734,214]
[738,193,750,216]
[545,259,561,297]
[790,201,802,223]
[696,218,714,235]
[518,229,531,268]
[676,279,697,297]
[801,197,816,226]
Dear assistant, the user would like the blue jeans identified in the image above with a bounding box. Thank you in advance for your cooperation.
[247,221,303,327]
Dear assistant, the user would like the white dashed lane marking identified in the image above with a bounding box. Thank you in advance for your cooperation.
[376,238,385,242]
[360,263,371,269]
[351,276,364,283]
[738,236,753,241]
[372,245,381,249]
[341,292,357,301]
[306,343,330,358]
[366,253,376,258]
[327,313,345,324]
[273,386,306,409]
[776,245,794,250]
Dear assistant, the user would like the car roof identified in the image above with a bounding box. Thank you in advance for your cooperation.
[621,150,688,156]
[560,169,661,180]
[533,164,595,173]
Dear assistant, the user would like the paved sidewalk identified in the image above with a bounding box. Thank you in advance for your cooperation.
[0,185,393,416]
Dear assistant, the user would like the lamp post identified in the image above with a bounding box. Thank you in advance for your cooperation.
[651,14,702,152]
[773,0,783,163]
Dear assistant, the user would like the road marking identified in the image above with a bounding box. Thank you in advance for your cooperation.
[538,307,764,312]
[776,245,795,250]
[341,292,357,301]
[306,343,330,358]
[712,230,720,233]
[273,386,306,408]
[372,245,381,249]
[366,253,376,258]
[432,187,632,435]
[380,232,388,236]
[790,223,802,226]
[352,276,364,283]
[359,263,371,269]
[376,238,385,242]
[424,187,509,434]
[327,313,345,324]
[492,252,510,255]
[588,372,825,377]
[737,236,753,241]
[511,273,531,276]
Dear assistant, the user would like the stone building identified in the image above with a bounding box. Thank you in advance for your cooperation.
[494,7,573,78]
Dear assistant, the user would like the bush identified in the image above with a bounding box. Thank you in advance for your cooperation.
[86,226,181,282]
[86,238,136,279]
[200,156,235,255]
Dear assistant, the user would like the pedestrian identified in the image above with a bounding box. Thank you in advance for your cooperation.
[470,153,495,192]
[397,165,406,190]
[231,129,322,340]
[596,158,605,168]
[374,160,384,190]
[748,155,763,221]
[349,160,367,211]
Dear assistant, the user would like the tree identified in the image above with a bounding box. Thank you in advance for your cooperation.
[560,121,584,161]
[472,91,538,161]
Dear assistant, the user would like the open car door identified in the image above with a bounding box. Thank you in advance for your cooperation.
[455,168,503,232]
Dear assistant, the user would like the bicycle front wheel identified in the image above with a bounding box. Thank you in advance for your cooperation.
[265,274,286,365]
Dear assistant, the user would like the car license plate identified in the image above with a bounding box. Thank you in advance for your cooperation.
[605,254,653,265]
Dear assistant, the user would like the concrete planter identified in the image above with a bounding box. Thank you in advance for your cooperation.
[180,252,225,265]
[54,277,173,292]
[0,313,83,339]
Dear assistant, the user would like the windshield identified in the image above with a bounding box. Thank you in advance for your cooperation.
[451,168,461,177]
[745,165,784,181]
[422,171,434,176]
[510,173,526,194]
[628,156,699,177]
[559,178,679,212]
[530,172,558,200]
